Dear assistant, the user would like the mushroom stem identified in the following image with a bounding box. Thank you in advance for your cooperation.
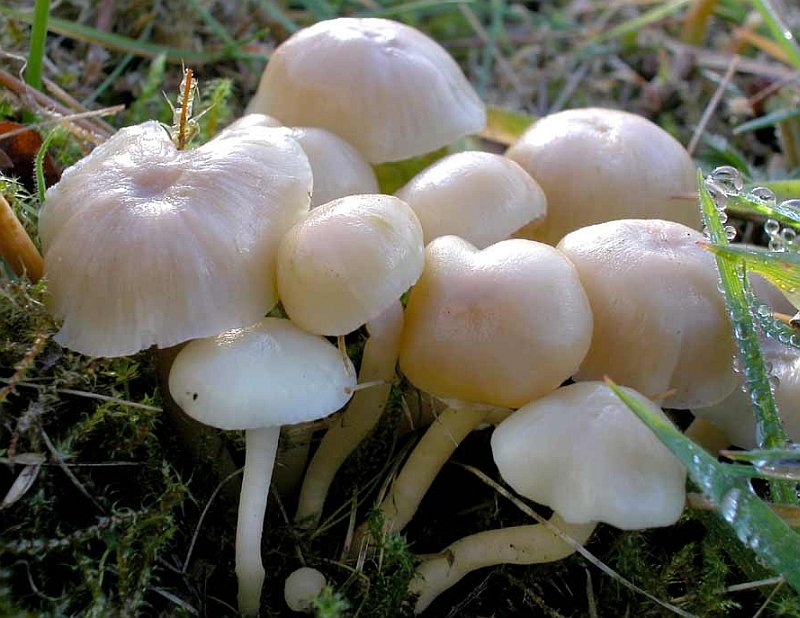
[237,426,281,617]
[0,193,43,281]
[376,403,496,536]
[685,417,730,454]
[410,515,597,613]
[296,301,404,525]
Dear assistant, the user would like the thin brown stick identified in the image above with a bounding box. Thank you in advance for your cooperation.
[42,77,117,135]
[687,55,740,155]
[0,106,124,144]
[0,194,44,282]
[177,68,193,151]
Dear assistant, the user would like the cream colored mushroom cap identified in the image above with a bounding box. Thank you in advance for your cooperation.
[284,567,327,613]
[557,219,737,409]
[277,194,424,336]
[395,151,547,248]
[39,121,312,357]
[493,382,686,529]
[248,17,486,163]
[221,113,283,133]
[399,236,593,408]
[506,107,697,245]
[695,338,800,448]
[168,318,355,431]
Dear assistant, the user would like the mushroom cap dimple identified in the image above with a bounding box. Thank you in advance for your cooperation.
[248,17,486,163]
[399,236,593,408]
[558,219,737,409]
[168,318,356,430]
[395,151,547,248]
[39,121,312,357]
[492,381,687,530]
[277,194,424,336]
[506,107,697,245]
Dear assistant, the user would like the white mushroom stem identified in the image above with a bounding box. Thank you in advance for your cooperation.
[376,403,499,535]
[410,515,597,613]
[296,301,404,525]
[237,427,281,617]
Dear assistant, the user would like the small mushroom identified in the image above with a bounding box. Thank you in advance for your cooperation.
[248,17,485,163]
[373,236,592,535]
[558,219,738,409]
[169,318,355,616]
[284,567,327,613]
[395,151,547,248]
[39,121,312,357]
[506,107,698,245]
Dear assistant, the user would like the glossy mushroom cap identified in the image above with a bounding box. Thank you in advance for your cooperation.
[277,194,424,336]
[222,113,283,132]
[40,121,312,357]
[395,151,547,248]
[492,382,687,530]
[506,108,697,245]
[558,219,737,409]
[399,236,593,408]
[249,17,486,163]
[284,567,327,613]
[168,318,355,430]
[694,338,800,448]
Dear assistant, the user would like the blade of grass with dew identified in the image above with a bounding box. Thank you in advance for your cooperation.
[579,0,690,49]
[734,108,800,134]
[703,243,800,308]
[480,107,536,145]
[727,193,800,228]
[606,378,800,591]
[745,287,800,351]
[750,0,800,71]
[0,7,261,63]
[698,170,796,505]
[25,0,50,91]
[747,179,800,201]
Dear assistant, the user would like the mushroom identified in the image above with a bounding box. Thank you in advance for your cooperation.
[284,194,424,525]
[506,108,698,245]
[39,121,312,357]
[557,219,738,409]
[248,17,486,163]
[395,151,547,248]
[410,382,686,612]
[169,318,355,616]
[372,235,592,536]
[284,567,327,613]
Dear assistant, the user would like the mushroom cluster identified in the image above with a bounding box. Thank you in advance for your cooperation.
[35,14,765,618]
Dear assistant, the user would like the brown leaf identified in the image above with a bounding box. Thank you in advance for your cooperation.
[0,121,61,193]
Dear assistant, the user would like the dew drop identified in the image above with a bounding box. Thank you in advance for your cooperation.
[751,186,776,202]
[756,304,773,318]
[781,199,800,211]
[709,166,744,195]
[764,219,781,236]
[780,227,797,243]
[725,225,737,240]
[769,374,781,390]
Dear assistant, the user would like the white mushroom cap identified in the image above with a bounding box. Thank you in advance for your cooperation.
[284,567,327,613]
[277,194,424,336]
[694,338,800,448]
[492,382,687,530]
[395,151,547,248]
[506,107,698,245]
[222,113,283,132]
[248,17,486,163]
[40,121,312,357]
[558,219,737,409]
[399,236,593,408]
[168,318,355,430]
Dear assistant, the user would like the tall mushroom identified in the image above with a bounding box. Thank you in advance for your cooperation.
[410,382,687,612]
[169,318,355,616]
[39,120,312,357]
[278,195,424,525]
[506,108,697,245]
[248,17,486,163]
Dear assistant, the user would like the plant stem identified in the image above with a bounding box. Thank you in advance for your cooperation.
[295,301,403,525]
[237,426,280,617]
[0,194,43,281]
[410,516,597,613]
[26,0,51,91]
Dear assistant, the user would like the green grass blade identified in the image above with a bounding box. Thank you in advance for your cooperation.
[734,108,800,134]
[357,0,472,18]
[750,0,800,71]
[606,378,800,592]
[580,0,690,48]
[297,0,335,20]
[727,192,800,228]
[250,0,299,33]
[699,171,795,506]
[703,243,800,309]
[482,106,536,145]
[34,130,57,205]
[185,0,235,47]
[25,0,51,91]
[746,179,800,201]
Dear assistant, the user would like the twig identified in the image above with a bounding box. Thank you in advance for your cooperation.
[0,105,124,143]
[0,379,163,412]
[458,463,697,618]
[752,578,784,618]
[40,427,105,512]
[0,332,47,402]
[687,55,740,155]
[42,76,117,134]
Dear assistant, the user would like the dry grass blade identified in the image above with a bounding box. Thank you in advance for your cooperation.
[687,55,740,155]
[456,463,698,618]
